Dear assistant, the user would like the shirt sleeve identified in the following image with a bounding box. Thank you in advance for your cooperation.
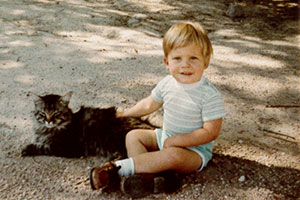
[151,86,162,102]
[202,94,226,122]
[151,76,170,103]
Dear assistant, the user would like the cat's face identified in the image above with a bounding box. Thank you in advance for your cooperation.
[32,92,73,130]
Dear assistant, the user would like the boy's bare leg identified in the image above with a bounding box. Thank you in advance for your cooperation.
[133,147,202,174]
[125,129,159,156]
[125,129,202,174]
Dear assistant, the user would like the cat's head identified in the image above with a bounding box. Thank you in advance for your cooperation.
[31,92,73,130]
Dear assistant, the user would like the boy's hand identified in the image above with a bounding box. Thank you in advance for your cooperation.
[163,135,179,148]
[163,137,172,148]
[116,95,162,118]
[116,111,123,118]
[161,130,175,148]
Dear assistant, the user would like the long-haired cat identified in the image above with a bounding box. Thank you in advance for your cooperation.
[21,92,156,159]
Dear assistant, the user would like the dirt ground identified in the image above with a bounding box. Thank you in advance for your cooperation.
[0,0,299,199]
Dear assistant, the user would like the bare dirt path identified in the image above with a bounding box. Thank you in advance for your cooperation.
[0,0,299,199]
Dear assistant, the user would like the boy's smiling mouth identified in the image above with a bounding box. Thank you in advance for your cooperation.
[180,72,193,76]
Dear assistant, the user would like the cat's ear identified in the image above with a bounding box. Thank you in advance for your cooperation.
[28,92,43,107]
[60,91,73,105]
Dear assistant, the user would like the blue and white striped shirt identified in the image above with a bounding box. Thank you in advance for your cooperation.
[151,75,226,136]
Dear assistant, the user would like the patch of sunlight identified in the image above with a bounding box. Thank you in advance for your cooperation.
[9,40,32,47]
[86,51,126,63]
[14,75,35,85]
[129,0,174,12]
[0,60,23,69]
[56,30,91,38]
[214,29,241,37]
[265,39,300,49]
[142,49,163,56]
[229,39,261,49]
[0,116,32,131]
[241,35,262,42]
[214,53,285,69]
[11,9,26,15]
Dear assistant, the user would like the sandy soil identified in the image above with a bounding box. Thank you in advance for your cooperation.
[0,0,299,199]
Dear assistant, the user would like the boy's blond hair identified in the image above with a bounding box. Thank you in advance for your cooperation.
[162,22,213,67]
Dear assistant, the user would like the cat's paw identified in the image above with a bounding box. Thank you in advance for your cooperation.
[21,144,37,156]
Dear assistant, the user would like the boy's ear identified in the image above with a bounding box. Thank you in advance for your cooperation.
[163,57,169,70]
[204,60,210,69]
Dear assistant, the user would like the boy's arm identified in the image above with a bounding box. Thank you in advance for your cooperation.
[163,118,223,148]
[117,95,162,118]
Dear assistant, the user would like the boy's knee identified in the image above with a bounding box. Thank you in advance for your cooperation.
[163,147,185,166]
[125,130,139,143]
[126,129,149,147]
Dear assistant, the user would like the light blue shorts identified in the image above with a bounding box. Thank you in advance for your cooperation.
[155,129,213,171]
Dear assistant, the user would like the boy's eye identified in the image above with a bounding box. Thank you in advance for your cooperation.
[191,56,198,60]
[173,57,181,60]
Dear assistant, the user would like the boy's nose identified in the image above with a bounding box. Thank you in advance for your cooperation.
[181,60,191,67]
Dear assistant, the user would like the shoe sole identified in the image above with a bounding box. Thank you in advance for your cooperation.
[89,167,110,190]
[121,174,155,198]
[89,168,97,190]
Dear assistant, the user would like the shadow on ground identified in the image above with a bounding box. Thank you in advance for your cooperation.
[183,153,300,199]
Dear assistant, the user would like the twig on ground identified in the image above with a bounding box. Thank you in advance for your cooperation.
[266,105,300,108]
[261,128,296,140]
[31,157,55,171]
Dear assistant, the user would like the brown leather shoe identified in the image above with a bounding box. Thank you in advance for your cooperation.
[89,162,121,190]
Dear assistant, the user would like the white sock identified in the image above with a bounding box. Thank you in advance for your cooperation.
[115,157,135,177]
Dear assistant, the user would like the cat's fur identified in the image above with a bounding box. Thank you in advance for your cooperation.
[21,92,156,159]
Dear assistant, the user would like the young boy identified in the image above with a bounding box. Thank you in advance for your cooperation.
[90,21,226,198]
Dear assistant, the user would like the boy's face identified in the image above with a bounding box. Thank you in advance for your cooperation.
[164,44,207,84]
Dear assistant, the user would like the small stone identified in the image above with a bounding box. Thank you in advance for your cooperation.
[238,175,246,182]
